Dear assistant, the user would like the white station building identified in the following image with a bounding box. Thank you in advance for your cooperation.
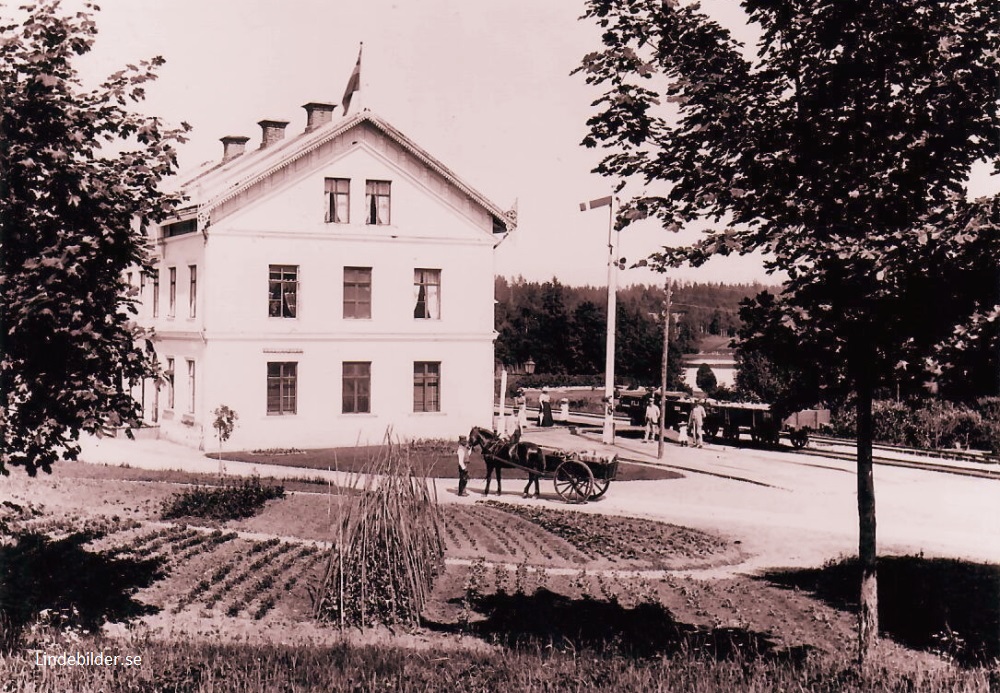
[130,103,515,451]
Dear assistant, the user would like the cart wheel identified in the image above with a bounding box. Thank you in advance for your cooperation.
[589,477,611,500]
[554,459,594,504]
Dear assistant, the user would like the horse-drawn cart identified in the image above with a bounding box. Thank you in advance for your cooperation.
[543,448,619,503]
[468,427,618,503]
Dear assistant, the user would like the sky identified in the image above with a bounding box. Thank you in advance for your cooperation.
[54,0,1000,287]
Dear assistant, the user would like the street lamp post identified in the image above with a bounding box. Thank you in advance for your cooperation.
[579,194,619,446]
[602,199,619,445]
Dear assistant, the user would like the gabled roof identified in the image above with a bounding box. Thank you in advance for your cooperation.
[172,110,516,233]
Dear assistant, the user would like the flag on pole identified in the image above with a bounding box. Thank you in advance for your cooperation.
[579,195,612,211]
[342,44,362,116]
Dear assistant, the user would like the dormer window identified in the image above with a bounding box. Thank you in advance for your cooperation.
[365,180,391,225]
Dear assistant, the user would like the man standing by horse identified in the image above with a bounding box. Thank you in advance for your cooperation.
[456,435,470,496]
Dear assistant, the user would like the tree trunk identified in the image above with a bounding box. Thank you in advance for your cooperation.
[856,381,878,664]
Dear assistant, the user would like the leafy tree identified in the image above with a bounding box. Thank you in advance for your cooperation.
[578,0,1000,662]
[212,404,239,477]
[0,1,190,475]
[734,291,827,413]
[568,300,606,374]
[695,364,717,394]
[535,280,572,373]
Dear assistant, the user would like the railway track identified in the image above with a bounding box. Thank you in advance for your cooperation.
[786,437,1000,480]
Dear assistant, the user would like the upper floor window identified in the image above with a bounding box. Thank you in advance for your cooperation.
[342,361,371,414]
[343,267,372,319]
[413,269,441,319]
[365,180,391,225]
[268,265,298,318]
[325,178,350,223]
[188,265,197,318]
[267,362,298,415]
[165,357,175,409]
[151,270,160,318]
[168,267,177,318]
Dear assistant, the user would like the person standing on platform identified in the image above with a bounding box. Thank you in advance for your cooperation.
[643,398,661,443]
[538,387,554,427]
[515,388,528,430]
[689,400,706,448]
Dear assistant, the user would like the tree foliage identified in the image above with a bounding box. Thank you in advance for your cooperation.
[694,364,716,394]
[577,0,1000,661]
[494,276,750,387]
[0,1,190,475]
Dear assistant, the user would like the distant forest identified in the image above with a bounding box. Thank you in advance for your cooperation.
[494,276,777,386]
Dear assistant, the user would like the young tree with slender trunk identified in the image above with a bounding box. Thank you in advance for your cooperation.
[576,0,1000,663]
[1,1,190,476]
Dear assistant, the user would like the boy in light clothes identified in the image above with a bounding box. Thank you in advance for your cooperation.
[456,436,470,496]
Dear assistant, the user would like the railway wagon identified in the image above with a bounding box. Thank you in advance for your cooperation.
[617,388,829,448]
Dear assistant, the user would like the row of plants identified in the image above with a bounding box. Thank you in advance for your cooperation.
[223,542,312,619]
[200,540,297,611]
[484,501,734,568]
[830,397,1000,452]
[160,477,286,521]
[441,505,580,565]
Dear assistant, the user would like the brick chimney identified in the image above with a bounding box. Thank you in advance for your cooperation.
[258,119,289,148]
[220,135,250,162]
[303,102,336,132]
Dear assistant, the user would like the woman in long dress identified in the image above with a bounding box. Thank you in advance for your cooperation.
[538,387,554,427]
[514,389,528,429]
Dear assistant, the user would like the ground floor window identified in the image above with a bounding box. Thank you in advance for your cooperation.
[186,359,196,413]
[342,361,371,413]
[413,361,440,412]
[267,362,298,415]
[165,357,175,409]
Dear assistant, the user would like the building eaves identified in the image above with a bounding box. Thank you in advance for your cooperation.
[186,110,516,232]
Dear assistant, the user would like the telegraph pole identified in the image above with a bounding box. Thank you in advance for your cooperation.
[657,279,672,459]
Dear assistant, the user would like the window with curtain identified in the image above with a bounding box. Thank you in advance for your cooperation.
[413,361,440,412]
[268,265,298,318]
[365,180,391,225]
[188,265,197,318]
[267,362,297,415]
[165,357,174,409]
[325,177,350,223]
[342,361,371,413]
[413,268,441,319]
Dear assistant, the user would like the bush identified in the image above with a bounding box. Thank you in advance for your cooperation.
[161,477,285,521]
[831,398,996,451]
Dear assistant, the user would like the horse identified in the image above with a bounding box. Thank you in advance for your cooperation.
[467,426,544,497]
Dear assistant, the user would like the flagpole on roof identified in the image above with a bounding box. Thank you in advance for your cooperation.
[342,43,362,117]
